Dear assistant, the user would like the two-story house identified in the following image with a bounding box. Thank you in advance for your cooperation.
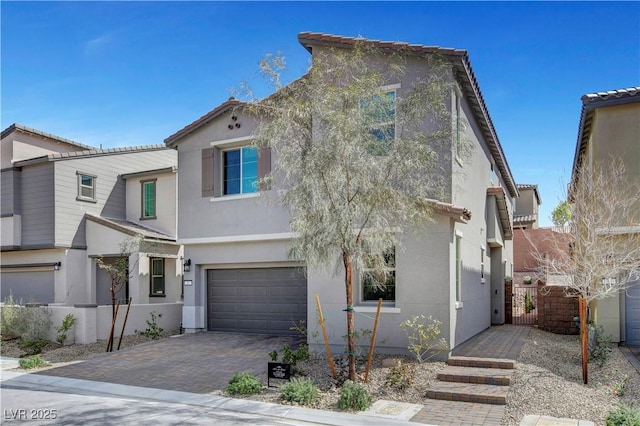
[514,184,541,230]
[1,124,183,341]
[166,32,518,355]
[570,87,640,346]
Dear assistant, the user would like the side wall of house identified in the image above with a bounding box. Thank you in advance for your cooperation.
[125,170,177,238]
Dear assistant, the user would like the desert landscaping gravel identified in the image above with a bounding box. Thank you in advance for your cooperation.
[3,327,639,425]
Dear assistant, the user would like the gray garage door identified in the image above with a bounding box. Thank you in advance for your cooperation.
[625,280,640,346]
[0,270,54,304]
[207,267,307,335]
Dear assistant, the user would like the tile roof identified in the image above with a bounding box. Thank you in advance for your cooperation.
[13,145,170,167]
[164,98,243,146]
[572,86,640,189]
[85,214,176,242]
[298,32,518,199]
[1,123,94,150]
[514,214,537,224]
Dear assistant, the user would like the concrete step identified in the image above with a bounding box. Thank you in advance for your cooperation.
[447,356,515,369]
[437,365,513,386]
[426,381,509,405]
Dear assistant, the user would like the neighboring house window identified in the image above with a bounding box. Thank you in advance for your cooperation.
[489,163,495,184]
[453,86,462,159]
[455,235,462,302]
[224,146,258,195]
[77,172,96,202]
[150,258,165,296]
[361,246,396,303]
[363,89,396,155]
[481,247,485,280]
[141,179,156,219]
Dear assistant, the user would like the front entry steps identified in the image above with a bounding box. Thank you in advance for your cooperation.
[426,356,515,405]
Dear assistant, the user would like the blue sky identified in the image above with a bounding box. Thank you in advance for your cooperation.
[2,1,639,226]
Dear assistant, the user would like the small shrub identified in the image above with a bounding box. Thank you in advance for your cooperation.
[589,325,613,367]
[226,372,262,396]
[55,314,76,345]
[280,377,318,405]
[0,295,51,341]
[270,344,309,367]
[524,292,535,313]
[385,363,416,391]
[19,339,49,356]
[606,401,640,426]
[138,311,164,340]
[19,355,49,370]
[399,315,449,363]
[338,380,371,411]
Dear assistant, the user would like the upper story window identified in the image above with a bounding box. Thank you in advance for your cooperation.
[77,172,96,202]
[141,179,156,219]
[363,89,397,155]
[224,146,258,195]
[361,246,396,304]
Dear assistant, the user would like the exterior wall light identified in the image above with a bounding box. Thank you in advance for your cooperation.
[183,258,191,272]
[54,262,61,271]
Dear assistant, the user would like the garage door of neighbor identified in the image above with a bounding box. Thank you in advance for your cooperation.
[625,280,640,346]
[207,267,307,335]
[0,270,54,304]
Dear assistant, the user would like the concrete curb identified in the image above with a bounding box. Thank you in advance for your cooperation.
[1,371,424,426]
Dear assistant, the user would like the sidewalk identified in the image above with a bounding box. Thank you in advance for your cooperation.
[1,370,424,426]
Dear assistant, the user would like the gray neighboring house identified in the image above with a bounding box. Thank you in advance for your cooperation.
[167,32,518,355]
[1,124,182,313]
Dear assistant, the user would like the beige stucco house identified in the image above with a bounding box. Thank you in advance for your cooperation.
[167,32,518,356]
[1,124,182,342]
[570,87,640,345]
[514,184,541,229]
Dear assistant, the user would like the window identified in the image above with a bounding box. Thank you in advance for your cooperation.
[363,90,396,155]
[150,258,165,296]
[223,146,258,195]
[361,246,396,303]
[481,247,485,280]
[489,163,495,184]
[141,179,156,219]
[77,172,96,202]
[455,235,462,302]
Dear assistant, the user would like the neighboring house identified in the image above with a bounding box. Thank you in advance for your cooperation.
[514,184,541,229]
[167,32,518,355]
[570,87,640,345]
[1,124,182,341]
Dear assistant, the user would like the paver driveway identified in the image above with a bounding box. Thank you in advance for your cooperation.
[36,332,299,394]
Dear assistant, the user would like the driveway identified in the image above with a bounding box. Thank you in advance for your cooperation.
[36,333,300,394]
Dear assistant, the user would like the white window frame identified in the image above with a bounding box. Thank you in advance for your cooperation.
[363,84,399,155]
[141,179,157,219]
[150,258,165,296]
[76,172,96,202]
[452,85,463,166]
[455,231,463,308]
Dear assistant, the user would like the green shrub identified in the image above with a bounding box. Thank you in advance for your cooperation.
[138,311,164,340]
[385,363,416,391]
[19,339,49,356]
[280,377,318,405]
[338,380,371,411]
[524,291,536,313]
[226,372,262,396]
[398,315,449,363]
[589,325,613,367]
[19,355,49,370]
[606,401,640,426]
[55,314,76,345]
[1,295,51,341]
[269,344,310,367]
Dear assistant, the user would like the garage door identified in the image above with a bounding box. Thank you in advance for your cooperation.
[625,280,640,346]
[207,267,307,335]
[0,270,54,304]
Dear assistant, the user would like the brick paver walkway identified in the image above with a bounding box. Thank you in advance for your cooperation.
[410,325,532,426]
[37,332,299,393]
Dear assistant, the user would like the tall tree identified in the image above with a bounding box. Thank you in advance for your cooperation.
[550,200,572,228]
[531,159,640,384]
[247,41,465,381]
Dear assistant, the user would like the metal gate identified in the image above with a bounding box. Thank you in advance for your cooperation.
[511,285,538,325]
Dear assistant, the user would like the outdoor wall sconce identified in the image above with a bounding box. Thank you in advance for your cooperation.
[183,258,191,272]
[54,262,61,271]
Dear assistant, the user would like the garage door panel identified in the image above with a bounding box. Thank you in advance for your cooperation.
[207,267,307,335]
